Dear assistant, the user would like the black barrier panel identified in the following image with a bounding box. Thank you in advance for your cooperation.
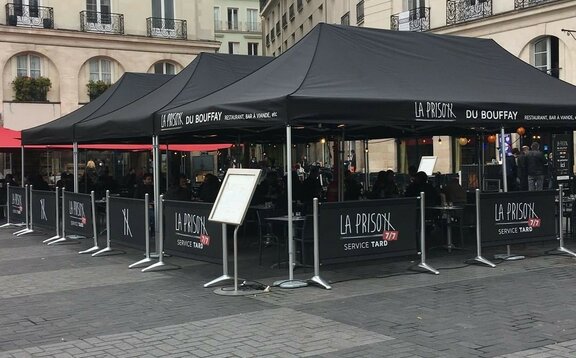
[109,197,147,250]
[9,186,26,224]
[480,190,556,246]
[163,200,222,264]
[31,190,56,231]
[318,198,419,264]
[63,191,93,238]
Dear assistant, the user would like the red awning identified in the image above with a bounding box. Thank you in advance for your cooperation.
[1,128,231,151]
[0,128,22,148]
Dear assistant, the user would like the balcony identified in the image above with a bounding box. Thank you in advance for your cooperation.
[297,0,303,12]
[447,0,492,25]
[80,11,124,34]
[289,5,295,20]
[391,7,430,32]
[5,3,54,29]
[146,17,187,40]
[282,13,287,29]
[356,1,364,24]
[514,0,559,9]
[214,21,261,32]
[275,21,281,36]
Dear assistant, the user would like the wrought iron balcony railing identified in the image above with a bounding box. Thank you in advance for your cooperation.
[446,0,492,25]
[80,11,124,34]
[5,2,53,29]
[214,21,261,32]
[391,7,430,31]
[146,17,187,40]
[514,0,559,9]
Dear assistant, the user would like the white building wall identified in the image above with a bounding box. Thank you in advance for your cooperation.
[0,0,220,130]
[214,0,263,55]
[261,0,576,173]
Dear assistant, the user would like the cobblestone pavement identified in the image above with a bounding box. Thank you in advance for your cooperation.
[1,226,576,357]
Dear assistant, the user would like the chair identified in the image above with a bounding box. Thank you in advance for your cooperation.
[256,207,282,266]
[293,215,314,266]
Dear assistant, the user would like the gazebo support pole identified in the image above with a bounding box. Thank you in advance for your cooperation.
[363,140,369,192]
[494,126,524,261]
[276,125,307,289]
[152,135,160,254]
[20,146,25,187]
[500,126,508,193]
[73,142,79,193]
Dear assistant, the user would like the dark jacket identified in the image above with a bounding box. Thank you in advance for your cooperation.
[525,150,546,176]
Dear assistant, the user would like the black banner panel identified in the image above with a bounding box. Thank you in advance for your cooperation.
[31,190,56,231]
[318,198,419,264]
[480,191,556,246]
[109,197,147,250]
[9,186,26,224]
[552,134,573,182]
[163,200,222,264]
[63,192,93,238]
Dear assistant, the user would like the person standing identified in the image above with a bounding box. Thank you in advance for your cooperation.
[525,142,546,191]
[516,146,529,191]
[547,152,556,189]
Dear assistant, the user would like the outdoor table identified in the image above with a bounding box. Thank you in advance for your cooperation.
[264,215,307,268]
[426,205,464,253]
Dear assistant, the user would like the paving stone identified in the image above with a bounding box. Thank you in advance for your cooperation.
[2,230,576,357]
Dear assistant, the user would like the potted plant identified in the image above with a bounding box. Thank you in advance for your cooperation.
[86,80,111,101]
[11,76,51,102]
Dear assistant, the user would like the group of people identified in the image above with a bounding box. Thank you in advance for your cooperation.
[507,142,551,191]
[131,172,222,203]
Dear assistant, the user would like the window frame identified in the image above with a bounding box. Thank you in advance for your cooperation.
[247,42,258,56]
[16,54,42,78]
[227,7,239,30]
[89,58,113,83]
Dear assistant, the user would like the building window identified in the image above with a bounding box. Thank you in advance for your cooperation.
[247,8,258,31]
[214,6,221,31]
[15,0,39,18]
[248,42,258,56]
[533,36,559,78]
[341,12,350,25]
[227,8,238,30]
[89,58,112,83]
[228,42,239,54]
[86,0,111,24]
[403,0,425,10]
[154,62,175,74]
[356,0,364,24]
[16,54,41,78]
[151,0,174,29]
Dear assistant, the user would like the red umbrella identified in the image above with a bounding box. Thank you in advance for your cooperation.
[0,128,231,151]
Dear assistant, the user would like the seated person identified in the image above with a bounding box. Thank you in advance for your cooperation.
[442,177,466,204]
[198,173,221,203]
[164,174,192,201]
[405,171,440,206]
[134,173,154,200]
